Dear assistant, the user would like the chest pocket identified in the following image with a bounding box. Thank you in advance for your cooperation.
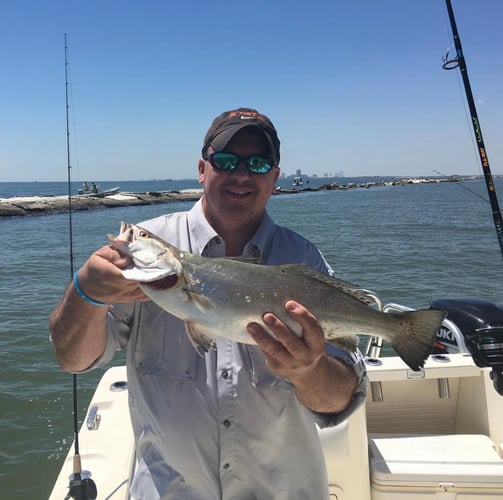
[131,302,197,380]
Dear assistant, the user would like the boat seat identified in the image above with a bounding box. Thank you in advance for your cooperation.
[368,433,503,498]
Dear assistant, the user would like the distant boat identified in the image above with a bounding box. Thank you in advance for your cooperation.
[77,182,120,197]
[292,176,303,187]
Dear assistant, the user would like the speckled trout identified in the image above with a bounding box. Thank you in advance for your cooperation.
[109,222,445,371]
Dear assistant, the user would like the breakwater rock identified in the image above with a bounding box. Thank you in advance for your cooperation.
[0,176,475,218]
[0,190,203,218]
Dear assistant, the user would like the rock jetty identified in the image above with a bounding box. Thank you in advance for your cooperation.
[0,176,474,218]
[0,190,203,218]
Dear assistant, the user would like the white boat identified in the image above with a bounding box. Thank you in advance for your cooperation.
[293,176,303,187]
[77,183,121,197]
[49,297,503,500]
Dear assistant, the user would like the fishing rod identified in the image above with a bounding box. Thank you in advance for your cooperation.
[442,0,503,260]
[64,33,97,500]
[442,2,503,395]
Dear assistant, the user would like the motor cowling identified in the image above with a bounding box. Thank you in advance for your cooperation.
[430,297,503,395]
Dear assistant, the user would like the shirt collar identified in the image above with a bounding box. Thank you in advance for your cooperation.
[187,198,219,256]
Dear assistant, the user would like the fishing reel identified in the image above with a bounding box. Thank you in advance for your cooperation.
[64,472,97,500]
[431,298,503,395]
[64,454,97,500]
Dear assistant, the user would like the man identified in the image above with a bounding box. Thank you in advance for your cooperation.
[50,108,367,500]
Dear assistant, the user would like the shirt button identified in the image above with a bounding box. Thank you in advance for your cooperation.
[221,370,229,379]
[223,419,231,428]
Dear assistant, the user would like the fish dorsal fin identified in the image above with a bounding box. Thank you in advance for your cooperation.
[278,264,380,307]
[223,256,263,265]
[184,322,216,354]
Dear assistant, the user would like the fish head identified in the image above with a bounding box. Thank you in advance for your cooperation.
[108,222,183,282]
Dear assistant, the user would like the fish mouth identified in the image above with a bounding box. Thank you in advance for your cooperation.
[141,274,179,290]
[108,238,131,256]
[107,223,134,253]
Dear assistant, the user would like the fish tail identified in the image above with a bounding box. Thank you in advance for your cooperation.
[389,309,446,371]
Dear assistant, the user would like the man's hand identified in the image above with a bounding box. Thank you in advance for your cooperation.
[77,244,148,305]
[247,300,357,414]
[247,300,325,381]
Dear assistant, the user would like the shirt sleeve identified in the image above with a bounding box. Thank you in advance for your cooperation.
[76,302,134,372]
[310,344,368,428]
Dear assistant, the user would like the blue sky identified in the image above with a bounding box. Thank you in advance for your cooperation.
[1,0,502,181]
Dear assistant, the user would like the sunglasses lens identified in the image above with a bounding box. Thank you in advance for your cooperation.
[211,153,239,171]
[247,156,273,174]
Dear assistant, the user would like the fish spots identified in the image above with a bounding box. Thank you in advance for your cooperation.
[235,292,254,303]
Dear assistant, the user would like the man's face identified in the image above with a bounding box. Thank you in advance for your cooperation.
[198,127,280,239]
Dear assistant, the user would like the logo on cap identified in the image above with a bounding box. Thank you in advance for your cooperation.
[227,110,267,122]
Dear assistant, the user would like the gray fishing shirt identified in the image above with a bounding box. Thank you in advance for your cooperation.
[96,198,368,500]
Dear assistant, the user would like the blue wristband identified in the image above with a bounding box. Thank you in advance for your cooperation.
[73,270,107,307]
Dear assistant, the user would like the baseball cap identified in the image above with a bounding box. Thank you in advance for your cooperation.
[202,108,280,165]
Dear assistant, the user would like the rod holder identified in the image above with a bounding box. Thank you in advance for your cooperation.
[370,381,384,402]
[437,378,451,399]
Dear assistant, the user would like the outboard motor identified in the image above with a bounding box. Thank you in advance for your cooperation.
[431,298,503,395]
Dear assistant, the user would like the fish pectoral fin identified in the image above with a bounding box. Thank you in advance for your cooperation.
[326,335,359,353]
[184,289,213,312]
[185,322,216,354]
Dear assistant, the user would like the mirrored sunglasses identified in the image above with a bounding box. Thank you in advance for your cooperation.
[204,152,275,175]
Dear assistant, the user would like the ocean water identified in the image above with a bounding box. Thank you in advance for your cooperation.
[1,178,503,498]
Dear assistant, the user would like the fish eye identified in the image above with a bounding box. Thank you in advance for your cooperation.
[139,230,150,239]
